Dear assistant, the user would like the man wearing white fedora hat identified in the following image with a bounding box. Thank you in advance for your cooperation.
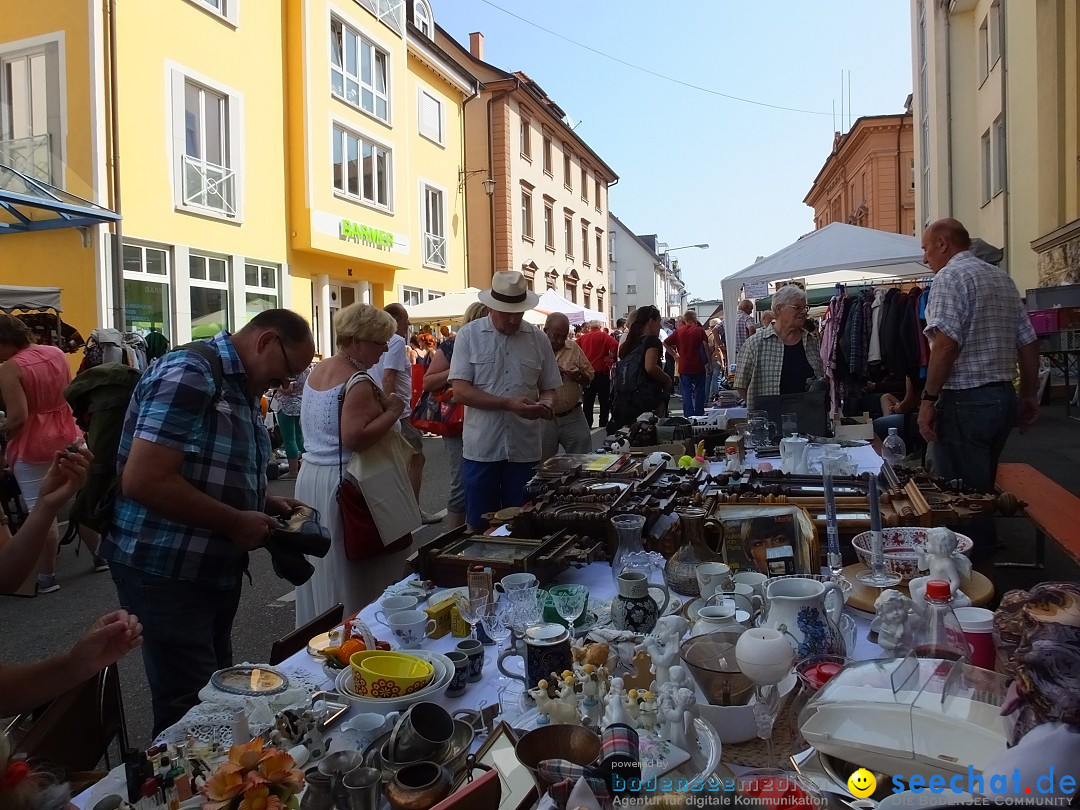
[449,270,561,531]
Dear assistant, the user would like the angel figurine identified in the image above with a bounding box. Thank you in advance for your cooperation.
[872,589,915,655]
[909,527,973,613]
[603,677,633,727]
[638,615,690,691]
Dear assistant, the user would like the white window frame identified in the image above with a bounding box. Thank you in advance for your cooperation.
[980,129,992,204]
[581,165,588,204]
[189,252,232,332]
[521,187,533,241]
[563,147,573,191]
[993,116,1006,196]
[520,111,531,160]
[417,86,443,146]
[169,65,243,221]
[564,212,574,258]
[330,16,391,124]
[581,220,590,265]
[543,198,555,251]
[978,17,989,83]
[427,290,444,301]
[333,122,393,211]
[244,261,280,325]
[0,38,63,186]
[596,229,603,271]
[988,0,1002,68]
[542,131,553,176]
[627,284,637,295]
[122,243,173,340]
[412,0,433,38]
[401,286,423,307]
[594,176,602,212]
[184,0,239,26]
[420,180,447,269]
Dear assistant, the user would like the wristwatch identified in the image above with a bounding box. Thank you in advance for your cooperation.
[920,391,939,403]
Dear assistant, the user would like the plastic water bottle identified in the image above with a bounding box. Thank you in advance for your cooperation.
[882,427,907,468]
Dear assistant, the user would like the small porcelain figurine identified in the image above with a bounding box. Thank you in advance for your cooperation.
[674,687,699,749]
[553,674,582,726]
[603,677,633,727]
[910,528,973,613]
[638,691,659,735]
[638,615,690,691]
[530,679,554,726]
[578,664,600,709]
[625,689,641,723]
[872,589,915,655]
[659,688,694,751]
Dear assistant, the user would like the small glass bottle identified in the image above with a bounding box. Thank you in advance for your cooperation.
[882,427,907,468]
[912,579,970,662]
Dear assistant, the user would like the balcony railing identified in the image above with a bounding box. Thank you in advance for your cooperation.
[182,154,236,216]
[0,134,51,183]
[423,233,447,268]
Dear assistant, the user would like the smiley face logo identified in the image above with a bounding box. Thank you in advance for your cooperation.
[847,768,877,799]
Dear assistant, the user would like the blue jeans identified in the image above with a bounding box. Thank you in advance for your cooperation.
[462,459,536,530]
[679,372,708,417]
[110,563,242,737]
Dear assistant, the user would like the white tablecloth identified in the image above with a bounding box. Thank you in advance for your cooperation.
[74,564,877,809]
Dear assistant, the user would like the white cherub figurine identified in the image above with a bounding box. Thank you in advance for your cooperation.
[872,589,915,655]
[638,615,690,691]
[660,689,694,750]
[673,687,698,749]
[553,673,582,726]
[603,677,632,727]
[530,679,554,725]
[909,527,973,613]
[625,689,641,723]
[578,664,600,708]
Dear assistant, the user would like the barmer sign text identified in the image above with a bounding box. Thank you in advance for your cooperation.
[340,219,394,249]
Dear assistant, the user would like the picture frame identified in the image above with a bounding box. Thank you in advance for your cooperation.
[713,504,820,576]
[453,721,538,810]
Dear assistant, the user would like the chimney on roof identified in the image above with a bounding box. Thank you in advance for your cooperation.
[469,32,484,59]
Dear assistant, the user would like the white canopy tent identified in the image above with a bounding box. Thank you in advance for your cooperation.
[533,289,607,325]
[720,223,926,354]
[404,287,545,326]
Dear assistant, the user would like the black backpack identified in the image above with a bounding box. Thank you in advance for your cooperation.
[612,342,663,415]
[62,342,224,537]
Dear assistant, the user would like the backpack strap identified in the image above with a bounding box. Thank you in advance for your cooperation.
[175,340,226,401]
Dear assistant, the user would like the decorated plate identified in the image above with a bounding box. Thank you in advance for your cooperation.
[307,626,345,657]
[210,665,289,696]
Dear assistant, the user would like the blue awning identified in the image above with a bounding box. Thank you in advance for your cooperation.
[0,164,120,235]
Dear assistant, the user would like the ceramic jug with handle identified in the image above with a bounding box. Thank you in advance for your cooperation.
[761,576,845,657]
[779,434,810,475]
[610,570,670,634]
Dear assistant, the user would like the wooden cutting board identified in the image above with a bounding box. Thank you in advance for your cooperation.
[842,563,993,612]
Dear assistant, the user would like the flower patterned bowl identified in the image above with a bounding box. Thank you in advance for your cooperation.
[351,651,434,698]
[851,528,973,583]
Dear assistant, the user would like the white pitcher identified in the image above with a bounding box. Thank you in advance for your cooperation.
[761,576,845,657]
[779,434,810,475]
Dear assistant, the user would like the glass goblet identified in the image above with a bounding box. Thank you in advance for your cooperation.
[480,600,513,683]
[551,585,588,632]
[455,589,490,640]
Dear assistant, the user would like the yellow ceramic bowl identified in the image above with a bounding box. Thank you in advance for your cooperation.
[349,651,434,698]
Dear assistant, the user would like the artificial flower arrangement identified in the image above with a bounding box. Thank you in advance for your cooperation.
[201,738,305,810]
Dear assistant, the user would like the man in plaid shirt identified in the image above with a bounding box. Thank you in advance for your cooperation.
[918,218,1039,500]
[101,310,315,735]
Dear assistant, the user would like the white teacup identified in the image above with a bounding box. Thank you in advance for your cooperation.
[341,711,394,750]
[495,573,538,595]
[710,582,763,620]
[386,609,435,650]
[375,595,419,625]
[733,571,769,600]
[696,562,733,600]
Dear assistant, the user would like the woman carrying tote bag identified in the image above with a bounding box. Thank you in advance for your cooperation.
[294,304,421,627]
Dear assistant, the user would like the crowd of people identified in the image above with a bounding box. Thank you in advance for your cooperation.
[0,216,1044,807]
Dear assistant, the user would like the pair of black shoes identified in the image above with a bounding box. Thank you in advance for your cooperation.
[264,507,332,586]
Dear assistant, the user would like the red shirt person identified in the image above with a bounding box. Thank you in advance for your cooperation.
[663,310,711,417]
[576,322,620,430]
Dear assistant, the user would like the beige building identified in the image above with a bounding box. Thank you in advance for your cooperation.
[804,104,916,237]
[434,30,619,315]
[911,0,1080,291]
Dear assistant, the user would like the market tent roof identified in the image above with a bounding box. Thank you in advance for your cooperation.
[721,223,925,352]
[0,285,63,312]
[404,287,545,326]
[0,164,120,235]
[534,289,607,325]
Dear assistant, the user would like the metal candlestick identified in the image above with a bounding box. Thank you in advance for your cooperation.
[857,468,901,587]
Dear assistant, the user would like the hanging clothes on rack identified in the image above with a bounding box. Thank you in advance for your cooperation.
[867,287,888,363]
[819,285,848,416]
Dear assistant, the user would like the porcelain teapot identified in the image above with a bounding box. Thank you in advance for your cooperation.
[779,434,810,475]
[761,576,845,658]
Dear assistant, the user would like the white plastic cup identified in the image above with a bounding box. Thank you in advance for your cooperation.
[954,606,995,670]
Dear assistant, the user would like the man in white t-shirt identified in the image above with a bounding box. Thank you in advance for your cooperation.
[369,303,443,523]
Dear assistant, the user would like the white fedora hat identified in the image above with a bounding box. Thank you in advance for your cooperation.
[477,269,540,313]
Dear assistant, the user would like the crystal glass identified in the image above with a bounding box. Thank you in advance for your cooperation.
[481,599,514,683]
[781,412,798,437]
[455,589,490,640]
[508,591,544,636]
[610,514,647,588]
[551,585,588,630]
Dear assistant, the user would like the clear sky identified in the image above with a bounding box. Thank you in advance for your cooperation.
[434,0,914,302]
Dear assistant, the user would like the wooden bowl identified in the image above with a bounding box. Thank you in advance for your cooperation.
[514,725,601,792]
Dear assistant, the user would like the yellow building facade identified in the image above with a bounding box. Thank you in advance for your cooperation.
[1,0,473,360]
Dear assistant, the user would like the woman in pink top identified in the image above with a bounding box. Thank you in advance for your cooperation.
[0,314,81,593]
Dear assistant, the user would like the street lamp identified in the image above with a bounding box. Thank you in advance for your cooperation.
[659,244,707,317]
[664,243,710,251]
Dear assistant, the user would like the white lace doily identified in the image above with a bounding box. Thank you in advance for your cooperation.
[154,662,330,747]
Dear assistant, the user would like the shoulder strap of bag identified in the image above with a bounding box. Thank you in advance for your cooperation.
[338,371,374,483]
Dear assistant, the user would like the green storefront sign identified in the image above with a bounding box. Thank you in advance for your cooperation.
[340,218,394,249]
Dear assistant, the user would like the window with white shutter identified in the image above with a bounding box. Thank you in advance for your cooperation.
[418,88,442,144]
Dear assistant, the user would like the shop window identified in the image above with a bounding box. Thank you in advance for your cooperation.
[123,244,172,340]
[244,262,279,325]
[189,253,230,337]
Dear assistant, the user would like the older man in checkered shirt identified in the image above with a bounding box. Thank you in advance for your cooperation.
[917,218,1039,498]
